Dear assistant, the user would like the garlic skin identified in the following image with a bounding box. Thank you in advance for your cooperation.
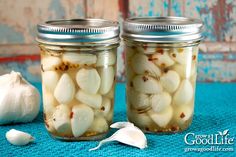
[6,129,34,146]
[90,122,147,151]
[0,71,40,125]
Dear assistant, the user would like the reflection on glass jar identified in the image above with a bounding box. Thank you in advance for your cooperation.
[37,19,119,140]
[123,17,203,133]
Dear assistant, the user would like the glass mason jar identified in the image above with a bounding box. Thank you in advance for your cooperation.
[36,19,120,140]
[123,17,203,133]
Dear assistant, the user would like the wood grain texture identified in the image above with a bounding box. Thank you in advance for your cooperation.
[86,0,119,20]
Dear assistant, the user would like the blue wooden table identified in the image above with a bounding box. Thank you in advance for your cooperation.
[0,83,236,157]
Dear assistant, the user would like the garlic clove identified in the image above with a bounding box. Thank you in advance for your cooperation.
[171,63,196,78]
[131,53,161,77]
[62,52,97,65]
[137,45,157,54]
[127,90,150,110]
[96,51,116,67]
[42,86,57,117]
[75,90,102,109]
[173,79,193,106]
[104,85,115,99]
[71,104,94,137]
[94,97,111,117]
[89,122,147,151]
[128,111,154,129]
[52,105,72,135]
[6,129,34,146]
[42,71,60,92]
[132,75,163,94]
[174,103,194,125]
[76,68,101,94]
[169,48,192,65]
[151,92,172,113]
[41,56,62,71]
[105,109,114,122]
[88,116,109,133]
[98,66,115,95]
[152,51,175,67]
[160,70,180,93]
[54,73,75,104]
[110,122,134,129]
[148,106,173,128]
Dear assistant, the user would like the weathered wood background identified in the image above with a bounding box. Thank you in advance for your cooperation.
[0,0,235,82]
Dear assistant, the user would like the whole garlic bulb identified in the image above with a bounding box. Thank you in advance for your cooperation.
[0,71,40,125]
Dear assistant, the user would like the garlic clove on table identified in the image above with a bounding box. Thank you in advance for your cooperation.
[6,129,34,146]
[89,122,147,151]
[0,71,40,125]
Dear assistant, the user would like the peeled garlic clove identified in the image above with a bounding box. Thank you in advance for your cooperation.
[160,70,180,93]
[132,75,162,94]
[128,111,154,129]
[71,104,94,137]
[96,51,116,67]
[173,79,193,106]
[131,53,161,77]
[171,63,196,78]
[151,92,171,113]
[6,129,34,146]
[152,51,175,67]
[98,66,115,95]
[42,71,60,92]
[148,106,173,128]
[170,48,191,65]
[94,97,111,117]
[137,45,157,54]
[76,68,101,94]
[54,73,75,104]
[127,90,150,110]
[88,116,109,133]
[41,56,62,71]
[174,104,194,125]
[89,122,147,151]
[42,86,57,116]
[52,105,72,135]
[75,90,102,109]
[104,85,115,99]
[110,122,134,129]
[62,52,97,65]
[105,110,113,122]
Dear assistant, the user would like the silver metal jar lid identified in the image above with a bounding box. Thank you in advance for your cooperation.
[37,19,120,45]
[123,16,203,43]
